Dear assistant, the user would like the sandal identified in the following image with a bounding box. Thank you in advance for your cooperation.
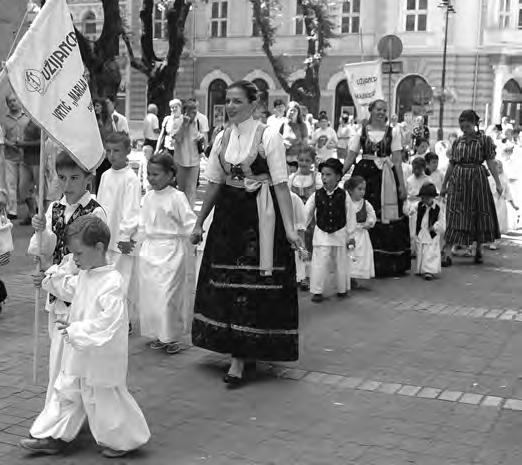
[165,342,181,354]
[149,339,167,350]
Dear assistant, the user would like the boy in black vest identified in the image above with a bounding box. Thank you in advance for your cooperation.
[305,158,356,303]
[28,151,107,405]
[406,182,445,280]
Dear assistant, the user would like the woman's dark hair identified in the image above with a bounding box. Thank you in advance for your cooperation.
[368,99,387,113]
[344,175,366,192]
[459,109,480,126]
[227,80,258,103]
[148,152,177,176]
[93,97,109,124]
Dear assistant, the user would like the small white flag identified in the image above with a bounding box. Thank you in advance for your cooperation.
[5,0,104,172]
[343,60,384,121]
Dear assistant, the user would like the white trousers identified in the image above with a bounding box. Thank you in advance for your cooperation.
[31,374,150,452]
[5,159,22,215]
[310,245,350,295]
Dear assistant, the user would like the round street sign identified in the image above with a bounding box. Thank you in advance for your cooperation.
[378,35,403,61]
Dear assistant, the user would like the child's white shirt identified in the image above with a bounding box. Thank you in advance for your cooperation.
[406,173,430,200]
[42,262,128,387]
[305,188,356,246]
[97,166,141,254]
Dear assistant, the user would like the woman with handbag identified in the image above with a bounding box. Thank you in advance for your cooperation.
[156,99,183,156]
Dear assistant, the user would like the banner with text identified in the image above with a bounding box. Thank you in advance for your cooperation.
[5,0,103,171]
[343,60,384,121]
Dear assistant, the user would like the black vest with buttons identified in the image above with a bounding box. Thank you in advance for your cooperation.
[315,187,347,233]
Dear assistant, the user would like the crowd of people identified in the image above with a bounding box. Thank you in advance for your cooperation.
[0,79,516,458]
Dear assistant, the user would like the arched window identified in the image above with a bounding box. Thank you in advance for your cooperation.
[395,75,431,121]
[83,11,97,36]
[208,79,228,131]
[252,78,269,111]
[502,79,522,126]
[334,79,355,128]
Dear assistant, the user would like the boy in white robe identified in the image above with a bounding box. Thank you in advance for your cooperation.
[21,216,150,458]
[406,183,445,280]
[97,132,141,329]
[406,157,430,255]
[305,158,356,302]
[28,152,106,403]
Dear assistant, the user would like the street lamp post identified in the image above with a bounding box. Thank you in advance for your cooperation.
[437,0,455,141]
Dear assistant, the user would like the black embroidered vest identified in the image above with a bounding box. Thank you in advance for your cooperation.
[360,124,393,157]
[315,188,347,233]
[416,203,440,239]
[51,198,101,265]
[356,200,367,224]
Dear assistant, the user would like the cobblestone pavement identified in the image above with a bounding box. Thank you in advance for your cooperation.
[2,216,522,464]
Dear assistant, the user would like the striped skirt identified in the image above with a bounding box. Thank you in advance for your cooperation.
[446,164,500,245]
[192,184,299,361]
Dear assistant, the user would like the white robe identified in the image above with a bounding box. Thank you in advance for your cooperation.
[27,192,106,402]
[407,200,446,275]
[137,186,196,343]
[351,199,376,279]
[31,263,150,451]
[305,189,356,294]
[489,173,513,234]
[97,166,141,323]
[290,192,307,282]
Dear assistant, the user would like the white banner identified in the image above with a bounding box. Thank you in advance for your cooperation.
[5,0,103,172]
[343,60,384,121]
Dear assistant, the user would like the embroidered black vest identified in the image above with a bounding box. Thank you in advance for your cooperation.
[416,203,440,239]
[51,198,101,265]
[356,200,367,224]
[315,188,347,233]
[360,124,393,157]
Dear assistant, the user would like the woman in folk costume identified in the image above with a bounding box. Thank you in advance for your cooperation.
[406,183,446,280]
[137,153,197,355]
[190,80,302,388]
[342,99,410,277]
[344,176,376,287]
[441,110,501,265]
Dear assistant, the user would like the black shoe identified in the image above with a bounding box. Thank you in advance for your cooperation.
[223,374,245,389]
[423,273,434,281]
[6,214,17,220]
[337,292,349,299]
[311,294,323,303]
[441,256,452,267]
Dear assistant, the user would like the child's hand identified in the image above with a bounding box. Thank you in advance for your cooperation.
[32,270,45,288]
[55,319,70,336]
[31,214,46,231]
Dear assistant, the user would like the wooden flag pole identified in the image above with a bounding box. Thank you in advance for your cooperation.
[32,131,46,384]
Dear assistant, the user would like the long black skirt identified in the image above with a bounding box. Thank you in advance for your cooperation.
[352,159,411,277]
[192,185,299,361]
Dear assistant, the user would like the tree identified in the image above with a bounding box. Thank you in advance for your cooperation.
[251,0,335,116]
[123,0,192,119]
[40,0,126,100]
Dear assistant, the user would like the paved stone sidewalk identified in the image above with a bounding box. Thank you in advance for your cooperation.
[2,225,522,463]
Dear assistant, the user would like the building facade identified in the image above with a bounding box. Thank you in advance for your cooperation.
[68,0,522,136]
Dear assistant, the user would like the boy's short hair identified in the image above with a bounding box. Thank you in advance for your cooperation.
[149,151,177,176]
[55,151,91,175]
[318,158,343,176]
[425,152,439,164]
[412,157,427,169]
[66,215,110,251]
[105,131,131,151]
[344,175,366,192]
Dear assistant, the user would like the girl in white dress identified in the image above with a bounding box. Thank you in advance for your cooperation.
[345,176,376,288]
[137,152,197,354]
[488,159,519,249]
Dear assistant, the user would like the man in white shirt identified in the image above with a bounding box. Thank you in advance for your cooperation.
[143,104,159,148]
[267,99,286,130]
[105,96,129,134]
